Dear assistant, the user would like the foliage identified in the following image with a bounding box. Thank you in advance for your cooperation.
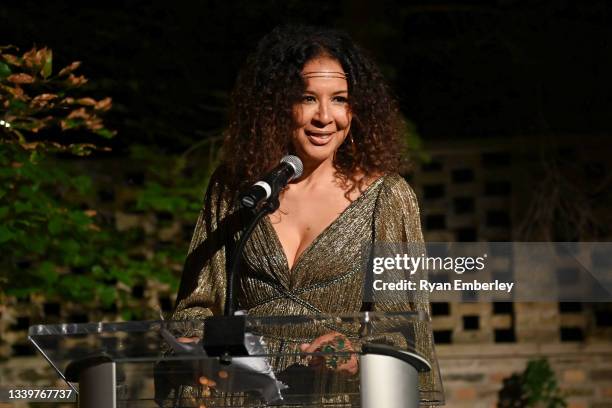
[0,45,115,152]
[0,46,217,320]
[0,144,218,320]
[0,45,113,308]
[401,117,429,166]
[130,137,221,216]
[498,358,567,408]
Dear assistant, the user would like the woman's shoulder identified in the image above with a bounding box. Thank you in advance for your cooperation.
[374,173,421,215]
[379,173,418,197]
[199,165,238,211]
[372,173,423,239]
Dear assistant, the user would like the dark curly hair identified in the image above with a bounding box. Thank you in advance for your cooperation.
[221,25,405,194]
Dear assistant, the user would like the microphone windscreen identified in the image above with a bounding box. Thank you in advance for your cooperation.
[280,155,303,179]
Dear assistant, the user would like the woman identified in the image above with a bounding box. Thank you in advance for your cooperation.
[172,25,441,405]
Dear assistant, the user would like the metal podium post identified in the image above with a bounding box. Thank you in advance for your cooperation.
[360,344,431,408]
[66,355,117,408]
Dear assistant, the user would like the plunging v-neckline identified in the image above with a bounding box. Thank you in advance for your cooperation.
[264,176,385,273]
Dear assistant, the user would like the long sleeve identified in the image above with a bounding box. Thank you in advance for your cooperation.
[155,175,237,405]
[370,174,443,404]
[372,174,428,315]
[374,174,424,244]
[172,173,236,322]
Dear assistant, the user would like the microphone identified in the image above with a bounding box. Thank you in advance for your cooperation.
[239,155,303,208]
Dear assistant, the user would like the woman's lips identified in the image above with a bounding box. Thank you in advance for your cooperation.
[305,131,334,146]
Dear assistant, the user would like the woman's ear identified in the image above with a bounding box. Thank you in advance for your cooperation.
[344,107,353,138]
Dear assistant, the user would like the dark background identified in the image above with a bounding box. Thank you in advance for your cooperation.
[2,5,612,402]
[3,0,611,152]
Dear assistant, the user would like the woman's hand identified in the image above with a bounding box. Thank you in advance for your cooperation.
[177,336,200,343]
[176,336,218,400]
[299,332,359,375]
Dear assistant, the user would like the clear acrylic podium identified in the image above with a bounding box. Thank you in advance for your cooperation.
[28,312,444,407]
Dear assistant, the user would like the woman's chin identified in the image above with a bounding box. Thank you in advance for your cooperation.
[297,146,335,165]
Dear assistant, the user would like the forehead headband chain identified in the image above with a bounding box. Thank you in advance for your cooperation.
[301,71,348,79]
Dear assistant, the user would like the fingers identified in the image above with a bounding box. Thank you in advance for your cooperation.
[177,336,200,343]
[302,332,344,353]
[337,354,359,375]
[198,376,217,388]
[300,332,359,374]
[198,375,218,399]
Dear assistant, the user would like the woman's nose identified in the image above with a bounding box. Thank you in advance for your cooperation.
[313,102,332,125]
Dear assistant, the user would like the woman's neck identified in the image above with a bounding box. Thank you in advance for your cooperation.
[294,157,336,188]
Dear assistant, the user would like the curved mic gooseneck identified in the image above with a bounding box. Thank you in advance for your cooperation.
[226,155,303,317]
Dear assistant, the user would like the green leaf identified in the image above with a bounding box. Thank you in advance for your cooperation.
[69,144,94,156]
[0,206,8,219]
[0,168,15,178]
[72,175,92,194]
[0,225,14,243]
[48,216,63,235]
[91,265,105,277]
[42,49,53,79]
[59,239,80,255]
[29,236,47,254]
[7,287,33,299]
[0,62,11,79]
[95,128,115,139]
[15,219,32,227]
[121,309,133,321]
[98,286,116,308]
[14,200,33,213]
[112,266,134,286]
[9,99,27,111]
[37,261,58,284]
[69,210,91,228]
[62,119,80,129]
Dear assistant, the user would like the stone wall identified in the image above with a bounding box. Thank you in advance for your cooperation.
[438,343,612,408]
[414,135,612,407]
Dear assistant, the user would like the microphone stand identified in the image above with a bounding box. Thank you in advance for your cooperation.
[202,196,280,361]
[226,197,280,316]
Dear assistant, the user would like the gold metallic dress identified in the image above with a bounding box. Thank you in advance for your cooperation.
[172,173,442,405]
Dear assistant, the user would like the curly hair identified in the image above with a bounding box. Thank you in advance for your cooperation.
[221,25,406,194]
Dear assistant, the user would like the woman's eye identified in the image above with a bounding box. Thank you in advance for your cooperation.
[301,95,316,103]
[332,96,348,103]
